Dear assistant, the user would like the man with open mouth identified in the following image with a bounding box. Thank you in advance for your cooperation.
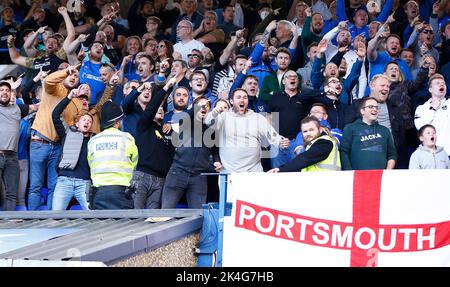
[414,73,450,156]
[205,88,290,172]
[51,88,94,210]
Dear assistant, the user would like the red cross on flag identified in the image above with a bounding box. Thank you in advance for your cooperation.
[222,170,450,266]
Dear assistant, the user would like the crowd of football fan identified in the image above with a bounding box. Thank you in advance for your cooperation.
[0,0,449,211]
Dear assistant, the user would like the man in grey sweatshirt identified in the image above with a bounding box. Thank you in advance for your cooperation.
[205,88,290,172]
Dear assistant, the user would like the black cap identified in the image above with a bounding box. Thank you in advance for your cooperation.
[100,100,124,130]
[0,81,12,90]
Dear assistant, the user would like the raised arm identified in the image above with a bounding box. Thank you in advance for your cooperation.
[376,0,394,22]
[7,35,28,67]
[219,29,244,66]
[137,78,176,133]
[278,139,333,172]
[51,92,74,140]
[367,32,388,62]
[23,26,47,57]
[44,63,80,95]
[336,0,348,22]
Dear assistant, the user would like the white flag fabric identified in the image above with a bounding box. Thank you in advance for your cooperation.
[222,170,450,267]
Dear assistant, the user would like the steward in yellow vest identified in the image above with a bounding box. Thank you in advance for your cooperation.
[87,101,138,209]
[268,116,341,173]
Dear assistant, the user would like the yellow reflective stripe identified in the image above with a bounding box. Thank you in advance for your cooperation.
[302,135,341,172]
[316,163,340,170]
[89,155,132,164]
[92,167,134,174]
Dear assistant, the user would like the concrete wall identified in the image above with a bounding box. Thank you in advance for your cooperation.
[111,233,200,267]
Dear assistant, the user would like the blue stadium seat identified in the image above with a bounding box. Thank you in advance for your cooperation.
[70,205,83,210]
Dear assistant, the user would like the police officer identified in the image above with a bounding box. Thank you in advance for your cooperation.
[268,116,341,172]
[87,101,138,209]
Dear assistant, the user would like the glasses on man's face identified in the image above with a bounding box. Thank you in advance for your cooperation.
[188,54,201,59]
[177,26,191,30]
[204,16,216,21]
[191,78,205,82]
[363,105,380,110]
[422,29,433,34]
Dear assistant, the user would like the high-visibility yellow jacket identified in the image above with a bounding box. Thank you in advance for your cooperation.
[302,135,341,172]
[87,128,138,187]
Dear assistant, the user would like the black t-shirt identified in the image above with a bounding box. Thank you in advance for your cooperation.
[0,24,19,64]
[268,91,308,139]
[155,9,180,30]
[29,53,66,77]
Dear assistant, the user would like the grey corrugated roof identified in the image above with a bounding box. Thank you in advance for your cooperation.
[0,209,203,264]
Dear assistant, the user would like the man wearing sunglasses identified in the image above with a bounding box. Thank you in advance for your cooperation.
[405,22,440,76]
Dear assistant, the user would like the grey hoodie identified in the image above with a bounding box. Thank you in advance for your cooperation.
[409,145,450,169]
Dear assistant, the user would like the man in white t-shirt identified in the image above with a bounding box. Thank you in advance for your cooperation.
[173,20,205,62]
[414,74,450,155]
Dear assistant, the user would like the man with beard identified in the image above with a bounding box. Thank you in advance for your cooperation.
[28,64,83,210]
[161,96,222,209]
[122,81,154,139]
[165,59,190,113]
[164,86,189,135]
[205,89,290,172]
[268,116,341,172]
[79,41,109,104]
[368,33,413,81]
[301,8,324,67]
[340,97,397,170]
[0,81,36,211]
[7,32,66,82]
[259,47,294,105]
[268,71,309,168]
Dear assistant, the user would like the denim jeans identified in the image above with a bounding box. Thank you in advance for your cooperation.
[0,152,20,211]
[18,159,29,207]
[270,139,297,168]
[93,185,133,210]
[161,168,207,209]
[132,170,165,209]
[52,176,90,210]
[27,141,62,210]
